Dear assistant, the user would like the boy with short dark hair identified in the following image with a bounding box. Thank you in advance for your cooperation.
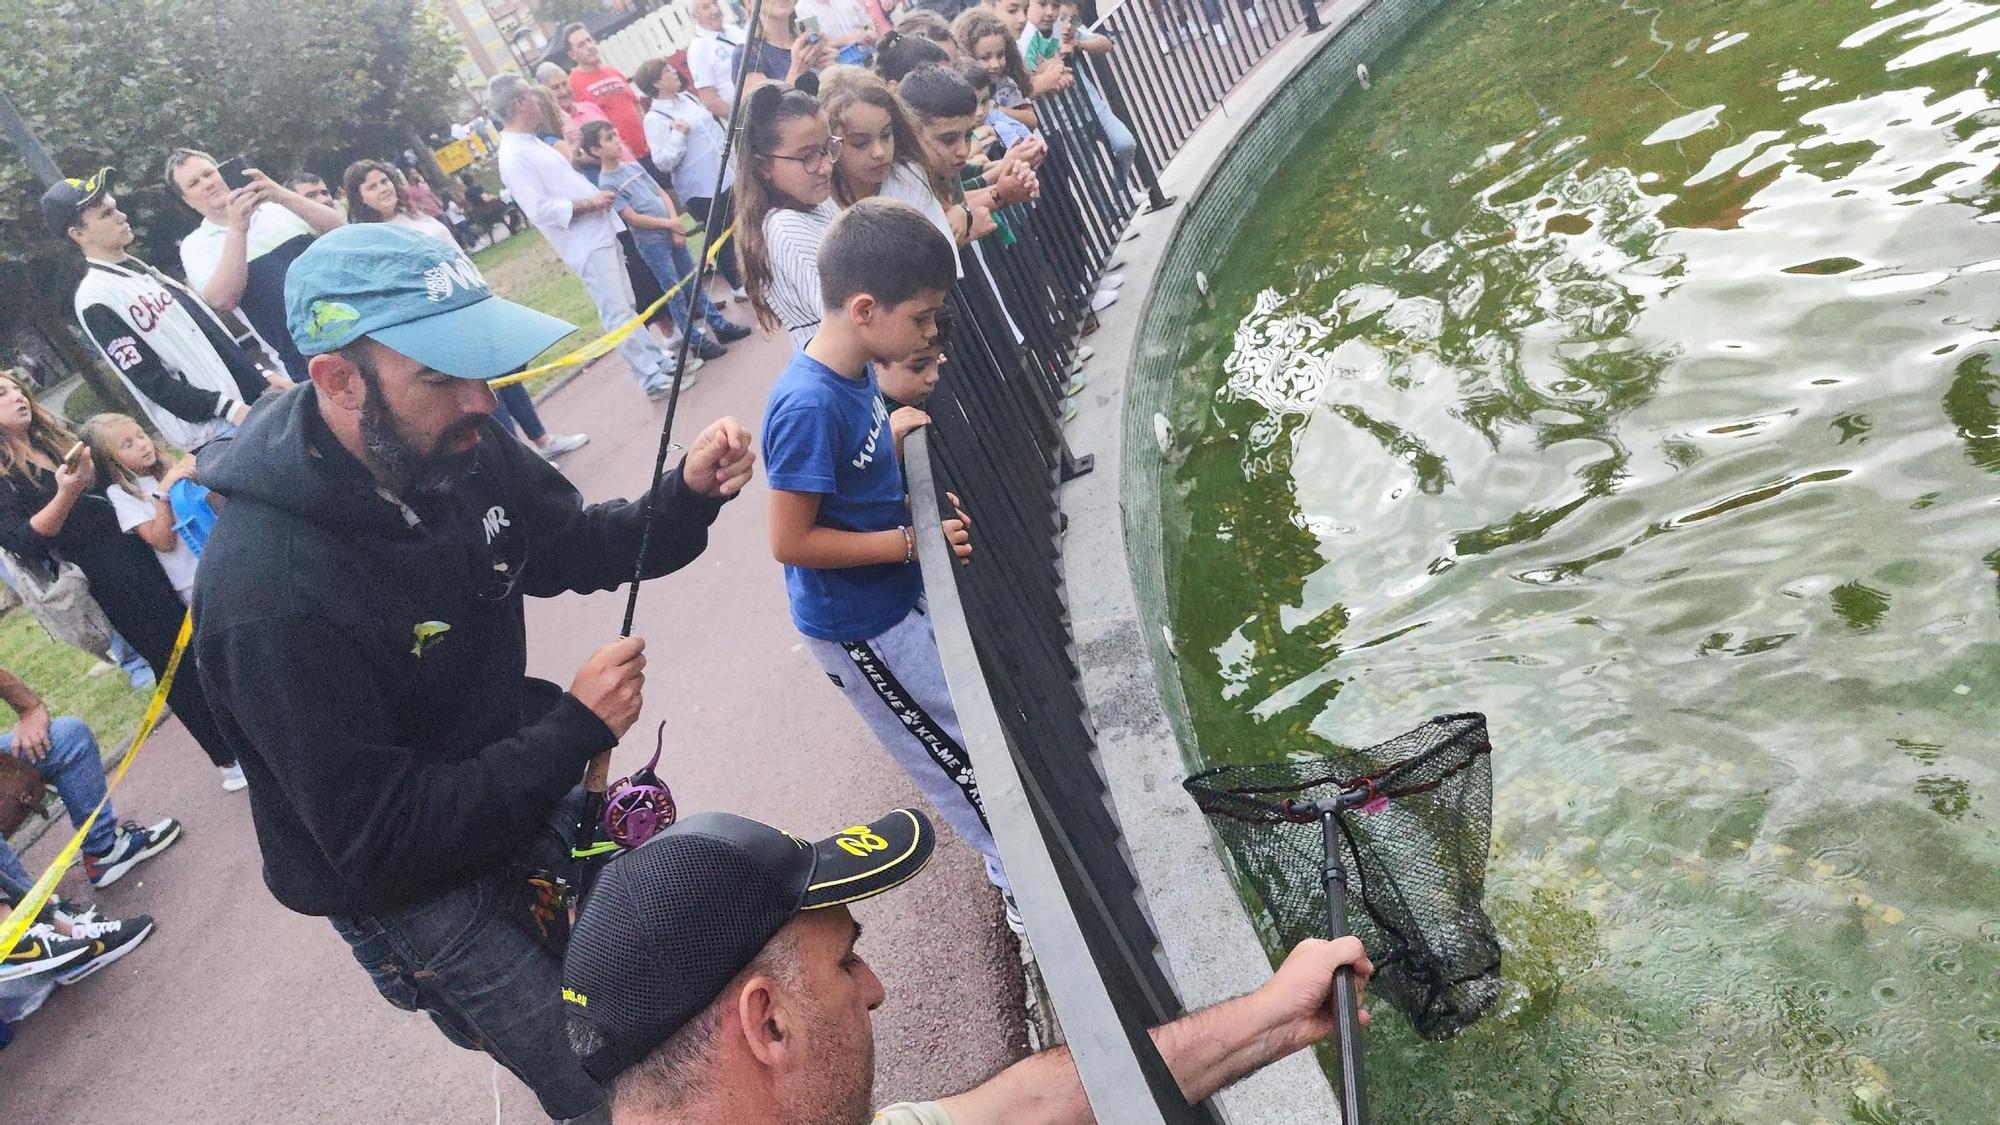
[761,199,1017,925]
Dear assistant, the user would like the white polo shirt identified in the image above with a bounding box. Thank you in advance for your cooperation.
[496,130,624,271]
[688,24,749,109]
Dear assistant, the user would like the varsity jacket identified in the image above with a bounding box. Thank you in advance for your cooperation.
[73,256,266,451]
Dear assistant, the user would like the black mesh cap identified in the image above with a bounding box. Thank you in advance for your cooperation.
[40,167,115,235]
[562,808,935,1084]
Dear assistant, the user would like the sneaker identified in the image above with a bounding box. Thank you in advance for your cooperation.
[219,763,247,792]
[713,320,753,343]
[53,914,155,985]
[1097,272,1126,291]
[1090,289,1119,312]
[539,433,590,460]
[1065,374,1089,398]
[86,660,113,678]
[646,369,702,400]
[1121,226,1141,243]
[693,336,728,361]
[46,896,99,929]
[0,925,91,983]
[1102,255,1127,272]
[83,818,183,889]
[1002,893,1027,937]
[731,286,750,303]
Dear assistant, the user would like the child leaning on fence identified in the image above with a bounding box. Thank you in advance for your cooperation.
[759,199,1023,929]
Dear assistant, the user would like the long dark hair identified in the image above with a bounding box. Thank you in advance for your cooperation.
[819,68,925,208]
[952,9,1031,95]
[732,83,828,332]
[342,159,410,222]
[0,370,79,485]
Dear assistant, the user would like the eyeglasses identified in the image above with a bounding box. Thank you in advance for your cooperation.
[760,137,844,170]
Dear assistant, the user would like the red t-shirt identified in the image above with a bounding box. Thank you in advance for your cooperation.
[570,65,650,158]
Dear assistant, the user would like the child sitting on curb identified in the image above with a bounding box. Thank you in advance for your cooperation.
[761,199,1024,931]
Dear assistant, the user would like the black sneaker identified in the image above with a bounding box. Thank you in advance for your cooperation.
[54,914,156,985]
[84,817,183,888]
[0,924,91,983]
[693,336,728,361]
[713,320,753,344]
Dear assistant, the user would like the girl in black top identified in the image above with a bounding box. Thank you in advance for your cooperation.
[0,371,239,784]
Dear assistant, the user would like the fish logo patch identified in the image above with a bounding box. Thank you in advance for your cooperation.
[410,620,451,657]
[306,300,361,340]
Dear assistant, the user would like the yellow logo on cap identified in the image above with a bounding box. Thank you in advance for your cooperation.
[563,987,588,1007]
[835,827,890,857]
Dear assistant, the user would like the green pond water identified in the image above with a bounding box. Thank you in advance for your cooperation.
[1160,0,2000,1119]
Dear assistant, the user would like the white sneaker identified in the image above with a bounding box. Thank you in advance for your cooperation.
[219,764,247,792]
[1090,289,1119,312]
[1002,893,1027,937]
[1097,272,1126,291]
[539,433,590,460]
[1102,255,1127,272]
[1121,226,1141,242]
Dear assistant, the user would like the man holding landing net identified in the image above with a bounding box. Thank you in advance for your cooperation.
[191,223,755,1123]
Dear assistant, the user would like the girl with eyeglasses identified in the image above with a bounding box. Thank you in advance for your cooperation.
[733,84,845,347]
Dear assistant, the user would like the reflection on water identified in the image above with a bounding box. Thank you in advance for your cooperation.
[1163,0,2000,1118]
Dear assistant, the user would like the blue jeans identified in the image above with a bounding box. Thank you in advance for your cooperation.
[107,632,155,690]
[327,788,604,1122]
[0,717,117,886]
[630,234,733,345]
[491,382,548,443]
[1082,72,1138,193]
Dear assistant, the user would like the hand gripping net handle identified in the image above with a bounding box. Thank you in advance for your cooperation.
[1184,712,1502,1041]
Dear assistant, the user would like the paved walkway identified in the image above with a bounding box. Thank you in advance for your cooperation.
[0,312,1027,1121]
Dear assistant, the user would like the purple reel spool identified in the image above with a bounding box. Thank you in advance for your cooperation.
[602,723,678,848]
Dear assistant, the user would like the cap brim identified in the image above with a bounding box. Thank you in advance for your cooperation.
[801,808,935,909]
[79,166,114,208]
[369,295,577,380]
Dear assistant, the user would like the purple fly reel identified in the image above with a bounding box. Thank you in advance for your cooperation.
[602,722,678,848]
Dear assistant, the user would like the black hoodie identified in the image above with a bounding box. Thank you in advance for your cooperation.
[193,385,726,917]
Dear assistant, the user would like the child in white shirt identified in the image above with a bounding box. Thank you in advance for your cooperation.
[79,413,203,604]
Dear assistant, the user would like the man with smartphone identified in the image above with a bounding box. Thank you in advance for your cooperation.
[44,167,271,453]
[168,147,345,384]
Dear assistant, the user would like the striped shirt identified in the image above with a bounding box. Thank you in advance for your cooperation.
[762,199,840,349]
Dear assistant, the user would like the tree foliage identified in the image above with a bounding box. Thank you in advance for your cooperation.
[0,0,467,334]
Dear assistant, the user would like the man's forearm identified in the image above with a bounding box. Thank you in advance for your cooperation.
[276,187,346,234]
[200,231,251,312]
[0,669,43,720]
[938,992,1295,1125]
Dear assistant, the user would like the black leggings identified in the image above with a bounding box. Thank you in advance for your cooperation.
[99,583,234,769]
[683,193,745,291]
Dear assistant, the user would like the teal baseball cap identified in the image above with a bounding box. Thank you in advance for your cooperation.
[284,223,576,379]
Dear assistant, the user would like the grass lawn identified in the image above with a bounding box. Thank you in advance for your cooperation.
[0,608,150,760]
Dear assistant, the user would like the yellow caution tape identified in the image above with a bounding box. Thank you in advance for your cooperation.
[488,223,737,390]
[1,613,192,959]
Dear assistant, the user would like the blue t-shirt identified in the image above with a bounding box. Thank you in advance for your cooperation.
[600,162,675,252]
[761,351,923,642]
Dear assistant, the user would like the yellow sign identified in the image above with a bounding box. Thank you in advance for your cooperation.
[433,140,475,174]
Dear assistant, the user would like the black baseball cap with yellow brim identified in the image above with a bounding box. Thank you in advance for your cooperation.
[562,808,936,1084]
[40,167,115,235]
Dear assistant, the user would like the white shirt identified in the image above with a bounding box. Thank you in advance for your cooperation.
[763,199,840,349]
[645,93,733,203]
[386,211,460,248]
[107,476,199,603]
[877,164,961,277]
[798,0,872,40]
[497,130,625,271]
[178,202,313,295]
[688,24,749,109]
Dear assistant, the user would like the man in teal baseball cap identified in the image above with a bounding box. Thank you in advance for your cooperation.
[191,221,756,1124]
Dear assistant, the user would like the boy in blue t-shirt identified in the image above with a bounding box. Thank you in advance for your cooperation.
[760,199,1016,919]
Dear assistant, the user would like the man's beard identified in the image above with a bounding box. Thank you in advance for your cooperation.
[356,364,481,494]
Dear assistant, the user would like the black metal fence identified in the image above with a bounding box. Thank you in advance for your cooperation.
[905,1,1335,1118]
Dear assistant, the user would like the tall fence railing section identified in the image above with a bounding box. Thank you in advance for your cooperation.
[899,0,1336,1120]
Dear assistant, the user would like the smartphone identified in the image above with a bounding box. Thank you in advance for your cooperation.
[799,14,821,36]
[216,154,253,191]
[61,442,85,471]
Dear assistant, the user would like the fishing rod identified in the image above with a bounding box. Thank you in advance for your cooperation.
[569,0,776,905]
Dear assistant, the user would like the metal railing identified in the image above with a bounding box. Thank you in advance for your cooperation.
[901,1,1342,1117]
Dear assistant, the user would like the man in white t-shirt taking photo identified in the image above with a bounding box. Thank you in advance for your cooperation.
[563,807,1375,1125]
[490,73,691,399]
[168,147,344,384]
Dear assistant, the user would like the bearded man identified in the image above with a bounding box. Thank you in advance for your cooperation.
[191,223,756,1124]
